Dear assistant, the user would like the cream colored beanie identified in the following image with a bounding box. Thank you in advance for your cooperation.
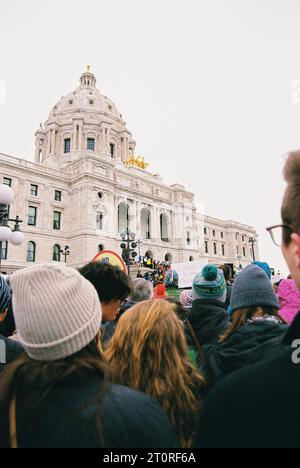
[9,263,102,361]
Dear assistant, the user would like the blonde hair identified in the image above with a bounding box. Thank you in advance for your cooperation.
[104,299,204,448]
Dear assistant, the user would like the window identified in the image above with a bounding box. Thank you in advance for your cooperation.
[189,256,194,262]
[204,227,208,236]
[214,243,217,255]
[110,143,115,158]
[1,242,8,260]
[221,232,224,239]
[55,190,62,202]
[187,231,191,246]
[68,99,73,105]
[64,138,71,154]
[96,212,103,230]
[52,245,61,262]
[53,211,61,230]
[213,230,216,237]
[222,244,225,256]
[27,206,37,226]
[243,246,246,257]
[26,242,36,262]
[236,232,239,240]
[242,235,245,242]
[87,138,95,151]
[205,241,209,254]
[237,245,239,254]
[30,184,38,197]
[98,244,104,253]
[3,177,11,187]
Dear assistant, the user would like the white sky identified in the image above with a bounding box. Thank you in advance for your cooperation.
[1,0,300,275]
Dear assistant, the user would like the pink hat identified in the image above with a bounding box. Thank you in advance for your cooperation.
[278,279,300,325]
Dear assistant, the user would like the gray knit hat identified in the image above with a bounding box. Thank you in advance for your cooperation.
[230,264,280,313]
[9,263,102,361]
[0,274,11,312]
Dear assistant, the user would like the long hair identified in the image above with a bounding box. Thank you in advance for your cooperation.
[0,334,110,447]
[104,299,204,448]
[220,306,283,342]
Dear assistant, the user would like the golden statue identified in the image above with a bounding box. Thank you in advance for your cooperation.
[124,152,149,170]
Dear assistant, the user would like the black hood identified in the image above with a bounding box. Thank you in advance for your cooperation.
[203,320,288,386]
[189,299,230,347]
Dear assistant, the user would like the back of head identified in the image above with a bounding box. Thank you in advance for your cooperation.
[252,261,272,280]
[219,265,232,282]
[79,262,131,303]
[130,279,153,302]
[10,263,102,361]
[0,275,11,314]
[230,264,279,314]
[164,270,179,289]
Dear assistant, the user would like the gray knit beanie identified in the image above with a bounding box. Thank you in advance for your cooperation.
[230,264,280,313]
[9,263,102,361]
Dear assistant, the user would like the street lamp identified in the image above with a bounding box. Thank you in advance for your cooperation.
[136,239,143,267]
[0,184,24,272]
[120,228,138,276]
[60,245,70,263]
[249,237,256,261]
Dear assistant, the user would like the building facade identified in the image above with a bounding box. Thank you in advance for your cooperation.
[0,68,259,274]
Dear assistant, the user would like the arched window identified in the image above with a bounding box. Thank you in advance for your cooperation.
[141,208,151,240]
[52,245,61,262]
[160,213,169,242]
[98,244,105,253]
[118,203,129,234]
[189,256,194,262]
[26,242,36,262]
[165,253,173,262]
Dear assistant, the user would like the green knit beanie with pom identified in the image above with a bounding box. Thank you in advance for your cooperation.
[192,264,226,302]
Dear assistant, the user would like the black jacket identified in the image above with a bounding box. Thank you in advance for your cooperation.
[0,374,179,448]
[202,319,288,391]
[0,335,24,373]
[195,313,300,448]
[189,299,230,347]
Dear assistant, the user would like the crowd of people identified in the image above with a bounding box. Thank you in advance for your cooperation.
[1,150,300,448]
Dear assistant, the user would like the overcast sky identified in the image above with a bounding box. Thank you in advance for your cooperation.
[1,0,300,274]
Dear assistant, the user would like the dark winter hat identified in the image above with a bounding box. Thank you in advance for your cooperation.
[0,275,11,313]
[192,265,226,302]
[230,264,280,313]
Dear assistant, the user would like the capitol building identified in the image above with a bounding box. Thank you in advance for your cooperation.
[0,67,259,274]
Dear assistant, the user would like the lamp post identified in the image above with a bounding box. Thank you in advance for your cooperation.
[0,184,25,273]
[120,228,138,276]
[136,239,143,267]
[249,237,256,261]
[60,245,70,263]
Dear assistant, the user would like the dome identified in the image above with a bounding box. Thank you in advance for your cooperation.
[47,67,123,123]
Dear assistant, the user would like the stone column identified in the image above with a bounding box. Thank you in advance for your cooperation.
[46,131,51,155]
[51,128,56,155]
[35,140,41,163]
[78,122,83,151]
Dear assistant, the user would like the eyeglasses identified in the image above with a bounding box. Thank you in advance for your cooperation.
[266,224,294,247]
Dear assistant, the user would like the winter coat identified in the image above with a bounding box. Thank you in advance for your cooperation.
[166,287,180,302]
[202,318,288,391]
[278,279,300,325]
[195,313,300,448]
[189,299,230,348]
[0,373,179,448]
[0,335,24,373]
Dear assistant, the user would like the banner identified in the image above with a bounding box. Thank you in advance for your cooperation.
[171,260,207,289]
[92,250,127,273]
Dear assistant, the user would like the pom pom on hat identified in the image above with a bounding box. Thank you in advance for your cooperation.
[202,265,218,282]
[192,264,226,303]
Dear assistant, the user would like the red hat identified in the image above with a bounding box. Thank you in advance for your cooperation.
[154,284,167,299]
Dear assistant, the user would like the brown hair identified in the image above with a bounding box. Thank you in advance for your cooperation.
[0,334,110,447]
[282,150,300,244]
[220,307,283,342]
[104,299,204,448]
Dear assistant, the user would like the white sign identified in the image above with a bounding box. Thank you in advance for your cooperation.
[171,260,207,289]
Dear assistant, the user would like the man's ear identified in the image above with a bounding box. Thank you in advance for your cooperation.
[290,234,300,268]
[0,309,8,322]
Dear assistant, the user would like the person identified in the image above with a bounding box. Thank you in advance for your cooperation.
[189,265,230,349]
[252,260,272,279]
[277,279,300,325]
[0,275,23,372]
[0,263,179,448]
[102,278,153,347]
[104,299,204,448]
[219,264,233,307]
[195,150,300,449]
[79,262,131,322]
[271,274,284,294]
[164,269,180,301]
[202,264,287,391]
[180,290,193,312]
